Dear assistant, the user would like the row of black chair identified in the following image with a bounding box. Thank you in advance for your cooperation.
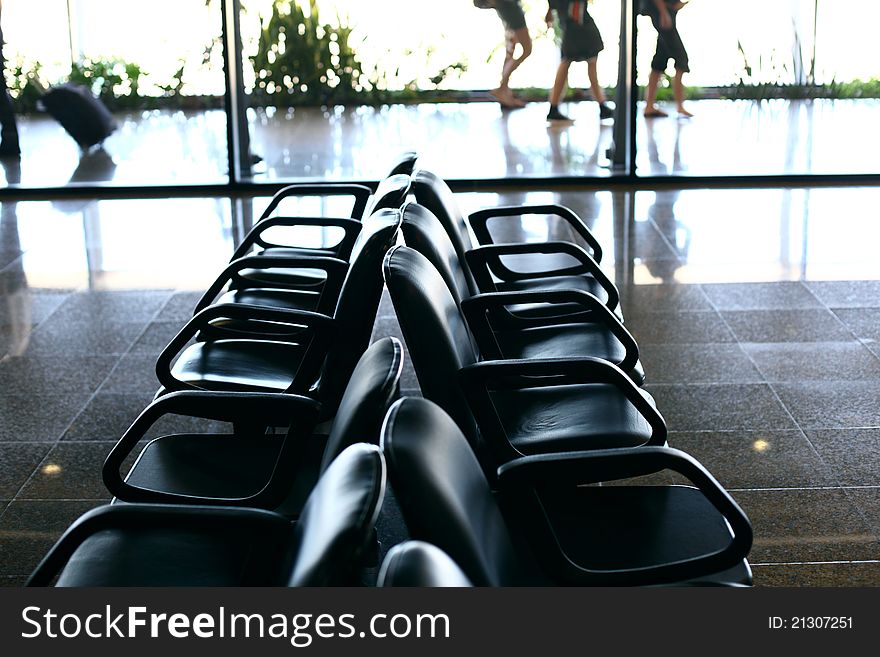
[28,154,752,586]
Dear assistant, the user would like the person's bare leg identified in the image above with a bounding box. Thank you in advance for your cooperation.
[493,27,531,107]
[586,58,606,104]
[673,67,692,117]
[549,59,571,106]
[644,69,667,117]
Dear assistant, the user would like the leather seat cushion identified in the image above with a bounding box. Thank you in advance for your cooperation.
[171,339,306,392]
[494,324,646,385]
[218,288,321,313]
[490,383,657,454]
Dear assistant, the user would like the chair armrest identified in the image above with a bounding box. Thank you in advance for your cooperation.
[460,290,638,372]
[465,241,619,312]
[468,204,603,263]
[195,254,348,316]
[26,504,290,586]
[231,216,363,261]
[257,183,372,221]
[155,303,337,393]
[459,356,666,463]
[496,446,753,586]
[102,391,321,505]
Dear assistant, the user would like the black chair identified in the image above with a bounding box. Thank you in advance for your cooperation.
[383,245,665,471]
[378,541,473,587]
[401,202,645,384]
[155,209,401,419]
[104,337,403,513]
[28,442,386,587]
[382,397,752,587]
[411,169,621,319]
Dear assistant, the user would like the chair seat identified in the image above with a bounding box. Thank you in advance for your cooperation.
[490,384,657,455]
[496,274,623,320]
[55,522,288,587]
[218,287,321,313]
[494,324,646,385]
[536,484,752,585]
[122,432,326,516]
[242,246,338,288]
[171,339,306,392]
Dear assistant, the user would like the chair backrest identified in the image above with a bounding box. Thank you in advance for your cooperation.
[410,169,478,295]
[317,208,402,409]
[287,442,386,586]
[364,173,411,217]
[378,541,473,587]
[320,336,404,473]
[381,397,520,587]
[387,151,419,177]
[400,202,472,307]
[382,245,480,443]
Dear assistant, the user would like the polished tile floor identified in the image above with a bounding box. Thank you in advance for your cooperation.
[2,98,878,188]
[0,185,878,586]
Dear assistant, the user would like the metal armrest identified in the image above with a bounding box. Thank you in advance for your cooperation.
[459,356,666,463]
[195,254,348,316]
[496,446,753,586]
[231,215,363,261]
[460,290,638,372]
[26,503,290,586]
[465,241,619,312]
[257,183,372,221]
[102,391,321,505]
[155,303,337,393]
[468,204,603,263]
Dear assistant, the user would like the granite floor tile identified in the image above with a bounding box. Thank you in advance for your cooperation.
[0,443,52,498]
[17,442,120,500]
[0,354,118,395]
[24,319,148,356]
[98,353,162,396]
[154,291,202,322]
[843,488,880,535]
[806,429,880,486]
[128,320,188,355]
[702,282,822,311]
[743,342,880,382]
[0,291,72,329]
[623,311,736,345]
[0,393,91,442]
[48,290,172,325]
[61,392,153,442]
[0,575,28,587]
[732,488,880,563]
[831,308,880,342]
[619,283,713,314]
[0,500,105,577]
[751,562,880,587]
[721,309,854,343]
[639,344,762,384]
[867,342,880,360]
[645,384,797,432]
[806,280,880,308]
[668,431,835,489]
[774,382,880,429]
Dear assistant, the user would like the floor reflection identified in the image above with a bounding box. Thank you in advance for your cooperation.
[3,98,877,188]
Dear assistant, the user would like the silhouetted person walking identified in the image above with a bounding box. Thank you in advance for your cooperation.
[545,0,612,123]
[489,1,532,108]
[0,1,20,158]
[643,0,693,118]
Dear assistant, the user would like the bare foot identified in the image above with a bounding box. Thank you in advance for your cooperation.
[677,106,694,118]
[644,106,668,118]
[490,87,520,108]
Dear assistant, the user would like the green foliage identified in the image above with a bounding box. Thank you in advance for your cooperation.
[4,58,48,113]
[250,0,365,105]
[68,58,145,109]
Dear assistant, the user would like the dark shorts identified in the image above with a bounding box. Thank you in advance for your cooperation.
[561,15,604,61]
[648,8,689,72]
[494,1,527,31]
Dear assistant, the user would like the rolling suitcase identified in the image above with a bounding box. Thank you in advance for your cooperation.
[41,83,117,148]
